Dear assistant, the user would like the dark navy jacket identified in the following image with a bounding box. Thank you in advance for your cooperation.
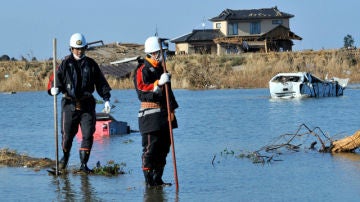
[48,54,111,101]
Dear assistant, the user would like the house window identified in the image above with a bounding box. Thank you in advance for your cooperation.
[228,23,238,35]
[194,45,211,54]
[216,23,221,29]
[250,22,260,34]
[272,19,283,25]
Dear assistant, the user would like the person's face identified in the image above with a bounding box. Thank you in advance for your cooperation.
[151,51,163,62]
[71,47,85,57]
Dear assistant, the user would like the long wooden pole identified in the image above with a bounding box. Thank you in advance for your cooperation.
[158,39,179,192]
[52,38,59,176]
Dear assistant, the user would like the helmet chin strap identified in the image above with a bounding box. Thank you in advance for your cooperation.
[73,53,85,60]
[152,51,162,63]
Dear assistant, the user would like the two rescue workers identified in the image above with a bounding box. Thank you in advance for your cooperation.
[134,36,179,186]
[48,33,112,173]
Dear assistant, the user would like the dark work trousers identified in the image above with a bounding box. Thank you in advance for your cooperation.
[60,98,96,152]
[141,127,171,170]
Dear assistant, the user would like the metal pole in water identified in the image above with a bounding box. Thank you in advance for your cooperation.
[52,38,59,176]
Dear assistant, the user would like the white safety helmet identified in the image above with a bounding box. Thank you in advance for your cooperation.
[69,33,87,48]
[144,36,161,53]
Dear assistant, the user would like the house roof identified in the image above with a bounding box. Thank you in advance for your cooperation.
[210,7,294,22]
[171,29,224,43]
[100,62,137,79]
[260,24,302,40]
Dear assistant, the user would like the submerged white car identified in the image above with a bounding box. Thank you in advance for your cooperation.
[269,72,349,99]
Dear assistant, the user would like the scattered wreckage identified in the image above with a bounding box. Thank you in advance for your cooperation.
[220,124,360,164]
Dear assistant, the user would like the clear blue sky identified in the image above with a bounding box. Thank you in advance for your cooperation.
[1,0,359,60]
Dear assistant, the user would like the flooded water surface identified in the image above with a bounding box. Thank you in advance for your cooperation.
[1,89,360,201]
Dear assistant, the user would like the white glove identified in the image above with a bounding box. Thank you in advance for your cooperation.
[50,87,59,96]
[158,73,171,86]
[104,101,111,114]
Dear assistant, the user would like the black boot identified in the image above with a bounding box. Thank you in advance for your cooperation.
[153,167,171,186]
[59,150,70,170]
[143,170,155,187]
[79,150,92,173]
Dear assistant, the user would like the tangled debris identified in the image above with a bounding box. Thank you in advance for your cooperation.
[92,160,126,176]
[216,124,360,164]
[0,148,54,169]
[0,148,126,176]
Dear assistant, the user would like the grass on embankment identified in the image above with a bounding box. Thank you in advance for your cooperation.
[0,49,359,92]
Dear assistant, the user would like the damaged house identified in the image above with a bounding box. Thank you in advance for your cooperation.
[171,7,302,55]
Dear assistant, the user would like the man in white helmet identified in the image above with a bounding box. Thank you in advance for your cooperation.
[48,33,112,173]
[134,36,178,186]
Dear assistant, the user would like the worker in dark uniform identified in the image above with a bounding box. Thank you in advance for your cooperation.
[48,33,112,173]
[134,36,178,186]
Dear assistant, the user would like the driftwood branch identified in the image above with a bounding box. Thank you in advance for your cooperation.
[331,130,360,152]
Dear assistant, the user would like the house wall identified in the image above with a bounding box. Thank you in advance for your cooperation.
[213,21,227,35]
[175,43,190,54]
[175,42,218,55]
[261,18,290,33]
[213,18,290,36]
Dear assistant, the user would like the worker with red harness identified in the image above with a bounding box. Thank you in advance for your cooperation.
[134,36,179,186]
[48,33,112,173]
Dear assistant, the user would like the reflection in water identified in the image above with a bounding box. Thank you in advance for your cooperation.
[51,174,101,201]
[143,186,179,202]
[62,175,75,201]
[51,175,75,201]
[51,176,61,201]
[332,152,360,162]
[80,174,99,201]
[332,152,360,175]
[143,186,166,202]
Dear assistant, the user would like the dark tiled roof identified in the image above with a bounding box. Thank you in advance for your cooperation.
[210,7,294,21]
[171,29,224,43]
[100,62,137,79]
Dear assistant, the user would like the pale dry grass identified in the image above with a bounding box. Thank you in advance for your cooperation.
[164,49,358,89]
[1,49,359,92]
[0,61,53,92]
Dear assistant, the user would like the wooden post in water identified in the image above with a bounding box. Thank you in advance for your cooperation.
[158,38,179,192]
